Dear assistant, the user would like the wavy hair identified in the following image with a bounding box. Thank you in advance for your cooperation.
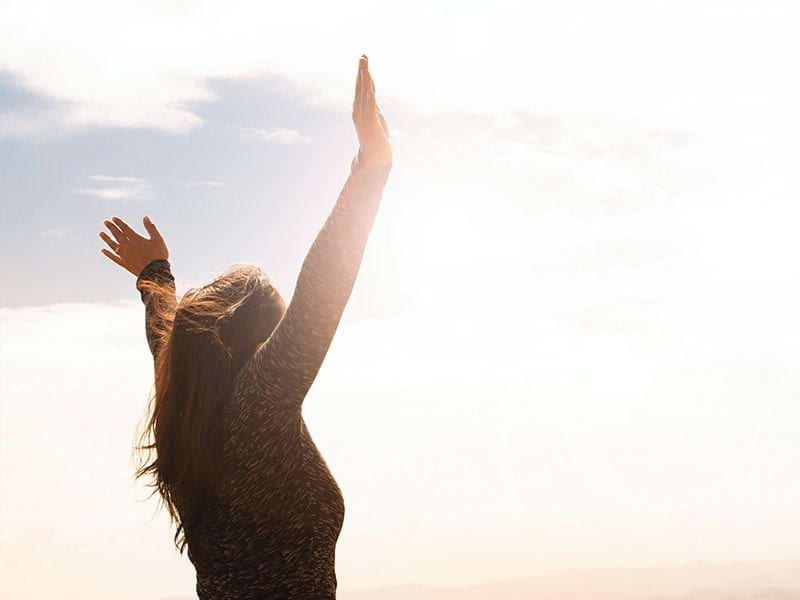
[131,263,286,553]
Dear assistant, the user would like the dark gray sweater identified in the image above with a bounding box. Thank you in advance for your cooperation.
[136,161,392,599]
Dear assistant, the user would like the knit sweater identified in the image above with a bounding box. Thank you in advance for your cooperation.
[135,161,392,599]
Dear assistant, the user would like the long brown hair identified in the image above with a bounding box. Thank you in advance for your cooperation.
[131,263,286,553]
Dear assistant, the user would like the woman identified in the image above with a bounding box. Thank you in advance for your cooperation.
[98,55,393,599]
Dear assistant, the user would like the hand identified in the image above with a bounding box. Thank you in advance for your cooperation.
[351,54,393,172]
[99,215,170,277]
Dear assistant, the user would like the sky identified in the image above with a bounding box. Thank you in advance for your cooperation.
[1,0,800,598]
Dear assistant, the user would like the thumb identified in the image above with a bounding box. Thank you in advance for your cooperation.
[143,215,163,242]
[377,109,390,140]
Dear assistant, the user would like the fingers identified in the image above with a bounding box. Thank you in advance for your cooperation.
[100,247,126,269]
[111,216,138,239]
[353,55,365,116]
[354,55,378,116]
[361,56,371,114]
[104,219,127,245]
[364,65,376,113]
[352,54,392,157]
[142,215,164,243]
[99,231,119,251]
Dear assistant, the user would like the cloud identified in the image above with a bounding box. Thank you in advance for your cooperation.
[1,0,797,140]
[232,126,311,145]
[88,175,147,183]
[40,228,76,239]
[178,180,224,188]
[73,175,153,199]
[3,264,800,595]
[74,186,151,200]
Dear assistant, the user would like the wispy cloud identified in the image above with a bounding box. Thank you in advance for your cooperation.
[232,126,311,145]
[40,228,76,239]
[73,175,153,200]
[88,175,146,183]
[178,180,224,188]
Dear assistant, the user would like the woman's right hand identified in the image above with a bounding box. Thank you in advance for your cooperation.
[99,215,170,277]
[351,54,393,172]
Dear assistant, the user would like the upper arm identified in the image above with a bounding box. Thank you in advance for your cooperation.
[242,254,353,411]
[241,162,392,410]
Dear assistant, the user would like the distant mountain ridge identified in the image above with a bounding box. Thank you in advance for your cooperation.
[159,560,800,600]
[337,559,800,600]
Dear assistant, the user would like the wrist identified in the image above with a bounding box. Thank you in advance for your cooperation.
[136,258,173,289]
[350,152,392,180]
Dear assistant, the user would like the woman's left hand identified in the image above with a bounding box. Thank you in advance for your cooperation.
[351,54,393,172]
[99,215,170,277]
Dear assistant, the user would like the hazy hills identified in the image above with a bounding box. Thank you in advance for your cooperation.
[338,560,800,600]
[161,559,800,599]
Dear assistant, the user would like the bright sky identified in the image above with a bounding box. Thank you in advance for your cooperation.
[2,0,800,598]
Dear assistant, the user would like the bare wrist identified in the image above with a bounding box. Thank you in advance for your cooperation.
[350,151,392,179]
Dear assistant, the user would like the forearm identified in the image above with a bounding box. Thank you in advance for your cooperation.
[241,160,392,405]
[136,258,177,362]
[294,161,392,308]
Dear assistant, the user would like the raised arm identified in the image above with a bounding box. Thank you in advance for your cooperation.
[241,55,393,411]
[99,214,173,364]
[242,161,391,408]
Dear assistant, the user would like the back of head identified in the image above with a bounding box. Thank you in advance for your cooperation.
[175,262,285,373]
[134,262,286,554]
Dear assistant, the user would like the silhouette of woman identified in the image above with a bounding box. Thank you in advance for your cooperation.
[98,55,392,599]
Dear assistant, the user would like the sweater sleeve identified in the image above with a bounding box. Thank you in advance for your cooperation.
[135,258,177,363]
[240,161,392,411]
